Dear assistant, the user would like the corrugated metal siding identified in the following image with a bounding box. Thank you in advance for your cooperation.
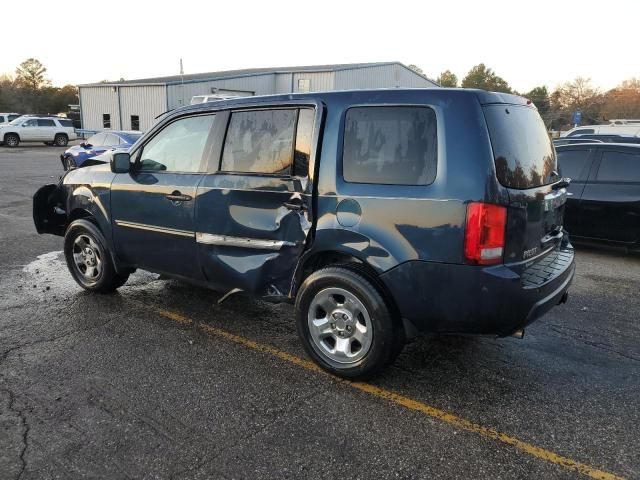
[79,86,121,131]
[275,73,293,93]
[119,85,167,132]
[334,64,437,90]
[166,75,276,109]
[292,72,335,92]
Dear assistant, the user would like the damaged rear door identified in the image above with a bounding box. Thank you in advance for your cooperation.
[195,104,320,297]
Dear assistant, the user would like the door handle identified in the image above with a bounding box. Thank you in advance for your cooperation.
[165,191,192,202]
[284,201,306,211]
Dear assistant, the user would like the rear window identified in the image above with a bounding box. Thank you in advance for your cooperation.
[58,119,74,128]
[342,106,437,185]
[483,105,556,189]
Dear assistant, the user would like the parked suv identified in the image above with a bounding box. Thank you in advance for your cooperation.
[33,89,575,378]
[0,115,77,147]
[557,143,640,249]
[0,113,21,124]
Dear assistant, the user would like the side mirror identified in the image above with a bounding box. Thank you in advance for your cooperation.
[111,152,131,173]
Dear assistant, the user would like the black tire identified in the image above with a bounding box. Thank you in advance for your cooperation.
[295,266,404,379]
[54,134,68,147]
[4,133,19,147]
[64,219,129,293]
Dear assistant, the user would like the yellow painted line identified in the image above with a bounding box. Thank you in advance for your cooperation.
[149,305,624,480]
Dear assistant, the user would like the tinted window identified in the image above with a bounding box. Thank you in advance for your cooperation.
[23,119,37,127]
[8,115,20,122]
[557,149,592,181]
[567,129,595,137]
[343,106,437,185]
[140,114,215,172]
[294,109,314,177]
[37,119,56,127]
[596,150,640,182]
[221,109,296,175]
[103,114,111,128]
[131,115,140,131]
[58,119,74,128]
[484,105,556,189]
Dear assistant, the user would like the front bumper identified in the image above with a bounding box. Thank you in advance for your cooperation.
[380,244,575,336]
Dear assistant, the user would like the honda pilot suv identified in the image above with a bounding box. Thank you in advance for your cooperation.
[33,89,575,378]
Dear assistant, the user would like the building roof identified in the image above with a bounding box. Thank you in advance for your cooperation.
[79,62,434,87]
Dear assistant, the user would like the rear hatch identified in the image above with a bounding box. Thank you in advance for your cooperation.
[483,102,568,269]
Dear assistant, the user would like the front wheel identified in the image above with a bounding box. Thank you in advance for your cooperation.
[295,266,404,379]
[64,219,129,292]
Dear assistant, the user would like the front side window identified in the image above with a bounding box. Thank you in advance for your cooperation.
[343,106,438,185]
[38,119,56,127]
[596,150,640,182]
[557,149,592,181]
[103,114,111,128]
[139,114,215,172]
[221,109,296,175]
[23,119,37,127]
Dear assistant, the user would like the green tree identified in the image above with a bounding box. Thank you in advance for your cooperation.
[461,64,511,93]
[436,70,458,87]
[15,58,49,90]
[525,86,551,116]
[551,77,602,125]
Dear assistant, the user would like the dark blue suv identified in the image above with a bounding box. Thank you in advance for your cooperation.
[33,89,575,378]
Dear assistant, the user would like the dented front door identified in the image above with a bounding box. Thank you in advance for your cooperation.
[195,106,319,297]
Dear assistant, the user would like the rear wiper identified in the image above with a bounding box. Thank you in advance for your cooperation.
[552,177,571,190]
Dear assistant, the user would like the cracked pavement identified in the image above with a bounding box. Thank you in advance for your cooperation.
[0,145,639,479]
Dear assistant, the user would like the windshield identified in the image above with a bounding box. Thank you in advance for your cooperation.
[8,116,25,125]
[483,105,557,189]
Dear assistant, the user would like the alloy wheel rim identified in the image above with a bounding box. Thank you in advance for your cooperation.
[307,287,373,365]
[72,234,103,282]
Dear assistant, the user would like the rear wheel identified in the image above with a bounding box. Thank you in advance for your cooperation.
[295,266,404,379]
[4,133,19,147]
[64,219,129,292]
[54,134,68,146]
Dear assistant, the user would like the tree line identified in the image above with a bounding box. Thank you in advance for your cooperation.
[0,59,78,115]
[409,63,640,130]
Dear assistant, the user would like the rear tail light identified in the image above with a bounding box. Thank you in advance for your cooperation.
[464,202,507,265]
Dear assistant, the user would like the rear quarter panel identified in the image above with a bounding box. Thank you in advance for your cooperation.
[311,90,504,272]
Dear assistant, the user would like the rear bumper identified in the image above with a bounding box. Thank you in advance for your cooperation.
[380,245,575,336]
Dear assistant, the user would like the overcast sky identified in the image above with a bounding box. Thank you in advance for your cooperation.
[2,0,636,92]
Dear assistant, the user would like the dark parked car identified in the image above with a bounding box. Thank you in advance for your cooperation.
[61,131,142,170]
[557,143,640,249]
[33,89,575,378]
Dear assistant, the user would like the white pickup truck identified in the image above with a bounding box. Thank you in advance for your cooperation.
[0,116,77,147]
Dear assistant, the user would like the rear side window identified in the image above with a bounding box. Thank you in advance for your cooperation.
[342,106,437,185]
[58,119,74,128]
[484,105,556,189]
[38,119,56,127]
[596,150,640,182]
[557,149,592,181]
[221,109,297,175]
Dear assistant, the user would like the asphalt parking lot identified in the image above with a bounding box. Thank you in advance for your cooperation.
[1,144,639,480]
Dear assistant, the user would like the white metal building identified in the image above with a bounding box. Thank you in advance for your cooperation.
[78,62,438,132]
